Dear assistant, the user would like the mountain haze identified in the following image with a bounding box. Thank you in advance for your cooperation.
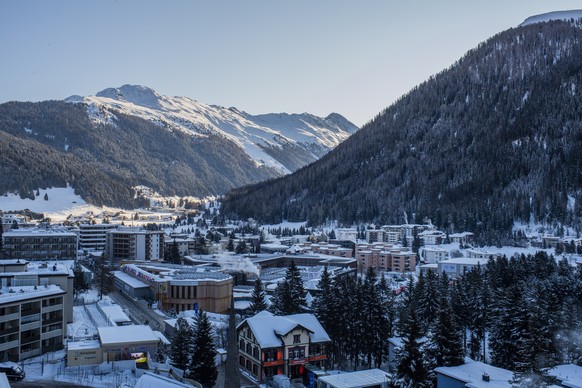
[221,16,582,242]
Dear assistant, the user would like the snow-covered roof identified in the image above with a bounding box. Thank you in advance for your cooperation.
[67,340,101,351]
[438,257,487,266]
[239,311,330,348]
[99,304,131,324]
[0,284,65,304]
[98,325,158,345]
[548,364,582,388]
[134,371,192,388]
[113,271,150,289]
[3,227,77,237]
[153,331,170,345]
[317,368,391,387]
[435,361,514,388]
[449,232,474,238]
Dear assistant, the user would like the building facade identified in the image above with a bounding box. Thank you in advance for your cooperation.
[77,223,118,251]
[2,228,78,261]
[237,311,331,383]
[0,285,66,362]
[355,243,417,273]
[107,227,164,262]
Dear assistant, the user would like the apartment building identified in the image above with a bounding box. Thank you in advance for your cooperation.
[355,243,417,273]
[106,227,164,262]
[0,260,74,324]
[0,284,66,362]
[77,223,118,251]
[2,227,78,261]
[237,311,330,383]
[293,242,353,258]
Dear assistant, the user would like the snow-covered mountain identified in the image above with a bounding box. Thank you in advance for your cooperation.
[66,85,359,174]
[520,10,582,26]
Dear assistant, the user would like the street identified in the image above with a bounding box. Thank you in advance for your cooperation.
[108,290,166,331]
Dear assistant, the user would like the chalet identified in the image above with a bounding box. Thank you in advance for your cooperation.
[237,311,331,383]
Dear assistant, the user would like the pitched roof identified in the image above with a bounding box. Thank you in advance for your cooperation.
[239,311,330,348]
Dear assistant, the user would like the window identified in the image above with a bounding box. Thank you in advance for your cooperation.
[293,334,300,344]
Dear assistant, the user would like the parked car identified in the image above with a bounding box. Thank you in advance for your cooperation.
[0,361,25,380]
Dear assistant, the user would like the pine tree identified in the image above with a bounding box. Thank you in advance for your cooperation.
[235,240,247,254]
[395,299,431,387]
[189,312,218,387]
[170,317,194,371]
[248,278,268,315]
[226,238,235,252]
[270,280,293,316]
[424,293,464,384]
[92,254,113,300]
[73,260,89,300]
[153,340,169,363]
[166,239,181,264]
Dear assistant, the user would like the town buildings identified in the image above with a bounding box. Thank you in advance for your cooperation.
[355,243,417,272]
[0,284,67,362]
[2,227,78,261]
[77,223,118,252]
[106,227,164,262]
[114,263,233,314]
[237,311,331,383]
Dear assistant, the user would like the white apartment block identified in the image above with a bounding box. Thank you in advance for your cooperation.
[107,227,164,262]
[2,227,78,261]
[77,223,118,251]
[0,284,66,362]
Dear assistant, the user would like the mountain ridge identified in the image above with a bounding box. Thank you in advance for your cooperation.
[68,85,358,174]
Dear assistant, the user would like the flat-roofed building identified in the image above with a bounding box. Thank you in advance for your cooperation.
[0,284,66,362]
[78,223,118,251]
[355,243,417,273]
[107,227,164,262]
[3,227,78,261]
[117,263,233,314]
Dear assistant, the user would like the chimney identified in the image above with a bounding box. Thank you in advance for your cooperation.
[482,373,490,382]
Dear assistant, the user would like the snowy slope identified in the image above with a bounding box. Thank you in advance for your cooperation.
[520,10,582,26]
[66,85,359,173]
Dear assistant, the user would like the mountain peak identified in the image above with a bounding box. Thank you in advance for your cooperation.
[520,10,582,27]
[95,84,162,109]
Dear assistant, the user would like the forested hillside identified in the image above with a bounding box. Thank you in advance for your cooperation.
[222,19,582,242]
[0,101,279,208]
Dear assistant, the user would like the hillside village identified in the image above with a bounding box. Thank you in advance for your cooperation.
[1,202,582,388]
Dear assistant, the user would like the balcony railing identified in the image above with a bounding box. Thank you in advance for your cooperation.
[21,335,41,345]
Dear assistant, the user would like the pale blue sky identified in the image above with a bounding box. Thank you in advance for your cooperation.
[1,1,581,126]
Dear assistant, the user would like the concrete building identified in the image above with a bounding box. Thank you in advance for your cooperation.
[77,223,118,251]
[237,311,331,383]
[355,243,417,273]
[335,228,358,243]
[117,263,233,314]
[2,227,78,261]
[98,325,159,362]
[107,227,164,262]
[437,257,487,278]
[449,232,474,245]
[0,260,73,324]
[0,284,66,362]
[421,247,448,264]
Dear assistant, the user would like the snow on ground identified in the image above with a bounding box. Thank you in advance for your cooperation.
[0,185,126,223]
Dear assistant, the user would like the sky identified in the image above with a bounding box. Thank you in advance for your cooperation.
[1,1,582,127]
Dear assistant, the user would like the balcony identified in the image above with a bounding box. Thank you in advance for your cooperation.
[21,335,40,345]
[0,312,19,323]
[20,321,40,332]
[0,340,19,352]
[42,317,63,326]
[0,326,19,337]
[21,308,41,317]
[42,304,63,313]
[41,329,63,340]
[20,348,41,359]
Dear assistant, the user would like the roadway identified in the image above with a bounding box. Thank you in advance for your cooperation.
[108,290,166,332]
